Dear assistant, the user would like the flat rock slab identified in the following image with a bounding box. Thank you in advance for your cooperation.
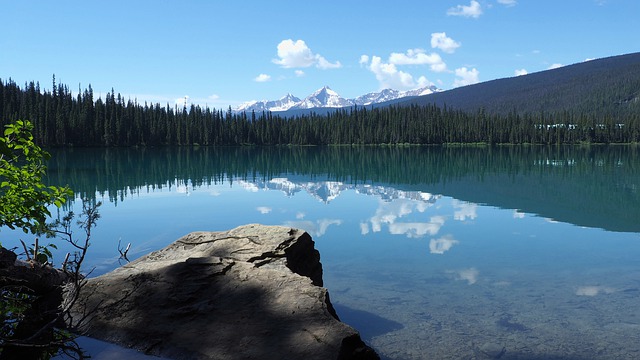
[70,224,378,360]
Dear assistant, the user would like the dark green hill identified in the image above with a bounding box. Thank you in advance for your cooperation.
[402,52,640,116]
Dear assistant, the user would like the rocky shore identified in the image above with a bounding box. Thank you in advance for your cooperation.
[70,224,379,360]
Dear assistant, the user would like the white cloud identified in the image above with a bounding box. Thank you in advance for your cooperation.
[430,32,461,54]
[497,0,517,6]
[416,76,430,86]
[447,1,483,18]
[453,67,480,87]
[174,95,189,108]
[273,39,314,68]
[316,56,342,69]
[272,39,341,69]
[254,74,271,82]
[361,40,451,90]
[514,68,528,76]
[548,63,564,70]
[429,235,459,254]
[365,55,433,91]
[388,49,447,72]
[294,70,305,77]
[126,93,238,110]
[359,54,370,66]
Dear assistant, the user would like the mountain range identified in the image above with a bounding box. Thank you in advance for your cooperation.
[235,52,640,118]
[235,85,440,113]
[402,52,640,116]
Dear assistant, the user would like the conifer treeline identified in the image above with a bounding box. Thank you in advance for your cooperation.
[1,78,639,146]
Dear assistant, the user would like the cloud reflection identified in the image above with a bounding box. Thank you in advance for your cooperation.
[256,206,272,214]
[453,200,477,221]
[368,198,442,237]
[449,268,479,285]
[238,181,260,192]
[576,286,615,296]
[429,234,459,254]
[388,216,446,238]
[284,219,342,238]
[360,222,370,235]
[513,210,525,219]
[176,184,190,196]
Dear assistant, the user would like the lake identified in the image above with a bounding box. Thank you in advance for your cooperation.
[29,146,640,359]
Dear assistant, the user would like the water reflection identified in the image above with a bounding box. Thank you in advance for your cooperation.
[28,146,640,359]
[575,285,616,297]
[429,235,458,254]
[45,145,640,233]
[448,268,480,285]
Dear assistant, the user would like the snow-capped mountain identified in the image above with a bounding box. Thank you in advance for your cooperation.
[291,86,354,110]
[235,93,301,112]
[352,88,402,106]
[352,85,439,105]
[234,85,440,113]
[403,85,440,97]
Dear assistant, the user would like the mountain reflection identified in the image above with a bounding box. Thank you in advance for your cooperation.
[239,177,439,204]
[46,145,640,232]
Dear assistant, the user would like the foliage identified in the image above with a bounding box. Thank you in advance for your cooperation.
[0,119,93,359]
[0,54,638,147]
[0,200,99,360]
[21,237,58,265]
[0,120,72,235]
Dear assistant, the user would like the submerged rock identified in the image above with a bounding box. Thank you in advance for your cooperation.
[69,224,378,360]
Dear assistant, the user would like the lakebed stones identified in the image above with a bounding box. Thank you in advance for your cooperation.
[69,224,378,360]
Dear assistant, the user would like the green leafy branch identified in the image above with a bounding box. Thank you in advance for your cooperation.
[0,120,73,236]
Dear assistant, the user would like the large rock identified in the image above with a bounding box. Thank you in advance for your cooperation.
[70,224,378,360]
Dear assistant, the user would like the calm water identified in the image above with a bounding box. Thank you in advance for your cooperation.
[14,146,640,359]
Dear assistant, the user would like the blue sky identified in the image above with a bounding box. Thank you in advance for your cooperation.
[1,0,638,108]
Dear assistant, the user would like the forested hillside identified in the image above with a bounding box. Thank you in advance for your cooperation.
[404,52,640,116]
[1,52,639,146]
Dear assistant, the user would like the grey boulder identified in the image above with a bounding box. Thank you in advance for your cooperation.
[70,224,378,360]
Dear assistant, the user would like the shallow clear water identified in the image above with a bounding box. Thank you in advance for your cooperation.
[6,146,640,359]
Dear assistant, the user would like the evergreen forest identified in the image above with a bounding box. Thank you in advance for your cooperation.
[1,69,639,147]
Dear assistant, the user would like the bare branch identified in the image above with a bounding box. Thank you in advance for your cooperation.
[19,239,31,261]
[1,199,100,359]
[117,239,131,262]
[62,253,70,271]
[33,237,39,262]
